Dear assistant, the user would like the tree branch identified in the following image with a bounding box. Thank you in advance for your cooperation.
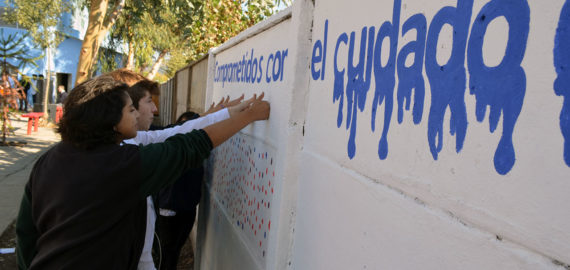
[102,0,125,33]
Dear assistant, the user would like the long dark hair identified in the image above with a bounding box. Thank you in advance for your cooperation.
[57,76,130,150]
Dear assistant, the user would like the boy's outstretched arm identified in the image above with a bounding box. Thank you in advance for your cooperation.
[227,93,263,117]
[127,93,260,145]
[202,94,244,116]
[203,94,269,147]
[137,93,269,196]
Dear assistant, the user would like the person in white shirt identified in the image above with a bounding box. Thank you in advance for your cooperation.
[104,69,251,269]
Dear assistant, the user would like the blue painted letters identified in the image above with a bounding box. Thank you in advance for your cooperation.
[311,20,328,81]
[333,33,348,128]
[214,48,287,87]
[313,0,535,174]
[425,0,472,162]
[467,0,529,174]
[554,0,570,167]
[371,0,401,159]
[345,26,375,158]
[396,14,427,125]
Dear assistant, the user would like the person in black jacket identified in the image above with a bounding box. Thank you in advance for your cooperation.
[154,111,204,270]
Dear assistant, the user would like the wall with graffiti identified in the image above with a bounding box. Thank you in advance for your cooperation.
[196,0,570,269]
[196,4,313,269]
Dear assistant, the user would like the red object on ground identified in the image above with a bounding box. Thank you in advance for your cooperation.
[21,112,44,135]
[55,106,63,123]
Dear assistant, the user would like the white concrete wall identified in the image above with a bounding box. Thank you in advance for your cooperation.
[197,0,570,269]
[198,2,313,269]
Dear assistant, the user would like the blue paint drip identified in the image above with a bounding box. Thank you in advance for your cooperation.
[467,0,529,175]
[425,0,473,160]
[345,26,375,158]
[371,0,401,160]
[397,14,427,125]
[555,0,570,167]
[334,33,348,128]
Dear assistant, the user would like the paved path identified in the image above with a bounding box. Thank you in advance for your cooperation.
[0,114,60,233]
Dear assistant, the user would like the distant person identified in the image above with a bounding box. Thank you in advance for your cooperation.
[20,75,36,111]
[19,76,32,111]
[57,85,68,104]
[2,71,21,109]
[16,81,27,112]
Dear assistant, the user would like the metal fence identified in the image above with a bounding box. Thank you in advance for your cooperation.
[156,55,209,126]
[158,79,174,126]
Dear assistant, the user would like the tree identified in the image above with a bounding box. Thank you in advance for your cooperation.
[103,0,289,80]
[104,0,202,79]
[75,0,125,84]
[161,0,289,78]
[98,0,290,81]
[0,30,39,74]
[186,0,292,62]
[0,29,39,145]
[4,0,71,119]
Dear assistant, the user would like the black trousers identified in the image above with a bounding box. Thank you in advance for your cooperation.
[19,97,27,111]
[155,209,197,270]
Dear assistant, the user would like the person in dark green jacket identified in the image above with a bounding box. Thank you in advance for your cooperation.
[15,75,269,269]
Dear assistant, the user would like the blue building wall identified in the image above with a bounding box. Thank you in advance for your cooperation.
[0,0,88,91]
[53,36,82,88]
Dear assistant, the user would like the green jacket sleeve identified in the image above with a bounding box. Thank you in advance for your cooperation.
[138,129,213,197]
[16,184,38,270]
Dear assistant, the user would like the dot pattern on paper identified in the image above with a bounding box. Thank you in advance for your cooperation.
[205,133,276,260]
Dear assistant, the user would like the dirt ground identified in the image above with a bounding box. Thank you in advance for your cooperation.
[0,220,194,269]
[0,221,17,269]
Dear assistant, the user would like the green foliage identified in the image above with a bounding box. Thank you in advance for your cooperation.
[3,0,72,49]
[105,0,287,78]
[181,0,287,75]
[0,29,40,74]
[96,46,121,73]
[104,0,201,73]
[1,105,16,144]
[0,30,40,143]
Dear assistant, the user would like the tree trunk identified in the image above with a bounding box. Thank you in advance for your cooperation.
[147,50,168,80]
[86,29,108,78]
[1,66,6,143]
[125,42,135,70]
[75,0,125,85]
[2,99,7,144]
[75,0,108,85]
[42,47,51,121]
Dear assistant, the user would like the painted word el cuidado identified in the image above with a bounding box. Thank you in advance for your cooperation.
[311,0,531,175]
[214,48,289,87]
